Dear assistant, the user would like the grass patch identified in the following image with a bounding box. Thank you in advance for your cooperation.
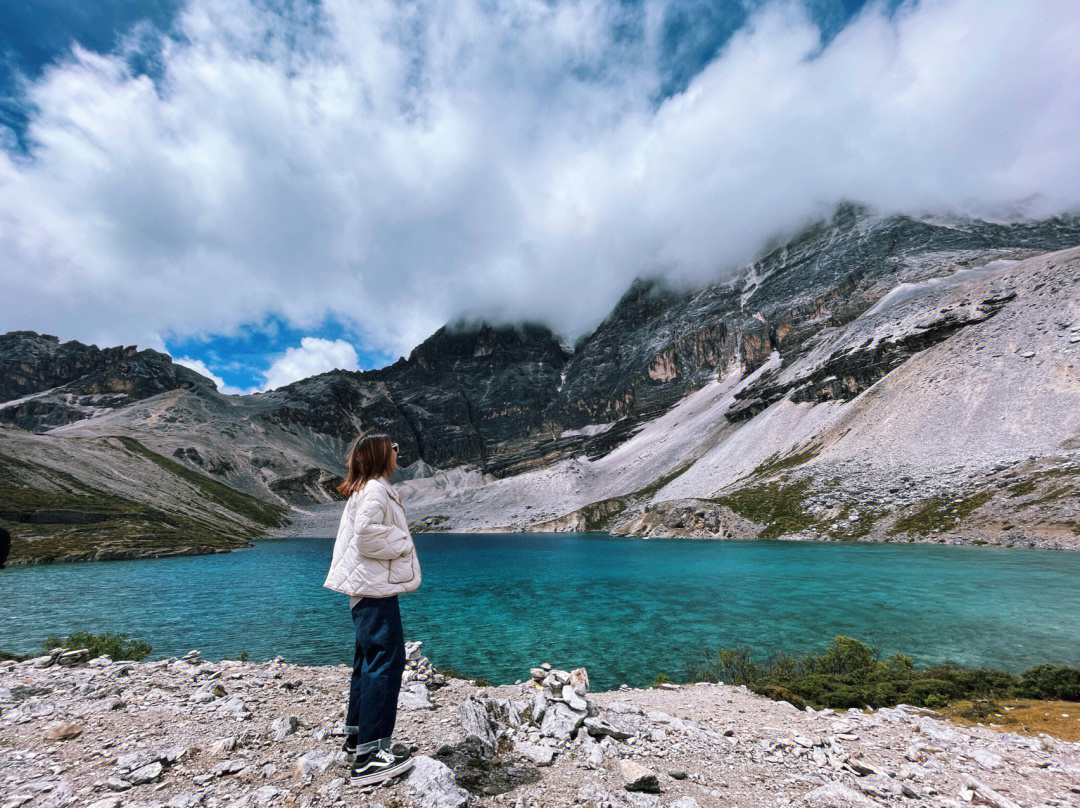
[823,507,889,541]
[1029,485,1075,506]
[711,478,813,539]
[565,461,698,531]
[750,443,821,479]
[0,450,152,518]
[889,489,994,536]
[631,460,695,500]
[941,699,1080,741]
[0,446,269,564]
[114,437,287,528]
[41,631,151,661]
[1008,480,1037,497]
[685,635,1080,712]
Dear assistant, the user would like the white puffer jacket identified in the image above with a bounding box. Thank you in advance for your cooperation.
[323,476,421,598]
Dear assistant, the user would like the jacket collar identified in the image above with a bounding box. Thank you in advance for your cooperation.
[366,475,402,506]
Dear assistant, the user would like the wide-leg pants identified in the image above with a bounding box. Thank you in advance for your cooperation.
[345,595,405,754]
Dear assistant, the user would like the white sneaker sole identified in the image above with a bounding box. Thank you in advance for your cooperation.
[349,756,414,786]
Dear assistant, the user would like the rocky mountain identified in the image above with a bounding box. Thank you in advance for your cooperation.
[4,205,1080,563]
[0,332,215,431]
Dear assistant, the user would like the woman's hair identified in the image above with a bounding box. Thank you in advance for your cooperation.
[337,429,395,495]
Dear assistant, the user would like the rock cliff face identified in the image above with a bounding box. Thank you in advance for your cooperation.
[0,332,215,431]
[4,206,1080,562]
[261,322,571,472]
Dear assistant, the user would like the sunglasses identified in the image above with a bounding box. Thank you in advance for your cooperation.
[391,443,399,453]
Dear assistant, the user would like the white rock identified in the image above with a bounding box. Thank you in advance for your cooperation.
[127,761,164,785]
[399,682,434,710]
[270,715,300,741]
[585,739,604,769]
[562,684,588,712]
[856,774,903,800]
[568,668,590,695]
[458,698,497,757]
[916,716,961,744]
[618,759,660,793]
[404,755,469,808]
[251,786,284,805]
[961,775,1022,808]
[540,701,584,741]
[117,751,155,771]
[211,736,237,756]
[576,782,623,808]
[799,782,882,807]
[218,696,251,720]
[516,740,555,766]
[531,689,548,723]
[969,748,1003,770]
[668,799,702,808]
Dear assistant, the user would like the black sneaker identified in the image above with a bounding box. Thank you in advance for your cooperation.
[349,747,413,786]
[342,736,357,763]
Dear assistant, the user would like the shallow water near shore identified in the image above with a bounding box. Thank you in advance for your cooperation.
[4,533,1080,691]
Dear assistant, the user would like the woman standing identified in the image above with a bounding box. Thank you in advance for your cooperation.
[324,429,422,786]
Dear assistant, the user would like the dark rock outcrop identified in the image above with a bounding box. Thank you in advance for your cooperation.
[0,332,216,431]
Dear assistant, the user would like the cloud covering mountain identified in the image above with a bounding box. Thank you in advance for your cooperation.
[2,0,1078,365]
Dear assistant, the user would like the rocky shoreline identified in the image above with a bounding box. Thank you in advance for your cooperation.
[3,646,1080,808]
[266,502,1080,553]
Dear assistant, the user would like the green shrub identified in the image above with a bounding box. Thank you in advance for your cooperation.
[41,631,151,661]
[687,646,765,686]
[0,649,28,662]
[652,672,673,687]
[1019,665,1080,701]
[712,479,813,539]
[810,636,879,675]
[681,635,1080,712]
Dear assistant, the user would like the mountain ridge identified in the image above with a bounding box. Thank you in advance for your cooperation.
[4,206,1080,563]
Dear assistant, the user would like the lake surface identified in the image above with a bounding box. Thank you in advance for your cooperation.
[4,533,1080,691]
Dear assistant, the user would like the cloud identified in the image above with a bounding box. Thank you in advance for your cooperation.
[1,0,1078,361]
[260,337,360,391]
[174,355,260,395]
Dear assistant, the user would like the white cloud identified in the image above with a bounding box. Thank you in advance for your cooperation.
[1,0,1079,360]
[260,337,360,391]
[174,355,260,395]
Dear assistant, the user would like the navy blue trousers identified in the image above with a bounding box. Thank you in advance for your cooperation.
[345,595,405,754]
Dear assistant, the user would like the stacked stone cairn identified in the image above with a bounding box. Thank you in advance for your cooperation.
[448,663,595,771]
[402,641,447,688]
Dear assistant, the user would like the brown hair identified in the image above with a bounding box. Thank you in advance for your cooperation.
[337,429,395,496]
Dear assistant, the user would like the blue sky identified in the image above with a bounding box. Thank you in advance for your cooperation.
[1,0,1077,393]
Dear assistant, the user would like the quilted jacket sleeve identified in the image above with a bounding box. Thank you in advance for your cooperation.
[352,491,412,560]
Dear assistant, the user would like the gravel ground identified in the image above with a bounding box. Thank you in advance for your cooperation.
[3,646,1080,808]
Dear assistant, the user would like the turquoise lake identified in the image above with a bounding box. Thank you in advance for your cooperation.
[3,533,1080,691]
